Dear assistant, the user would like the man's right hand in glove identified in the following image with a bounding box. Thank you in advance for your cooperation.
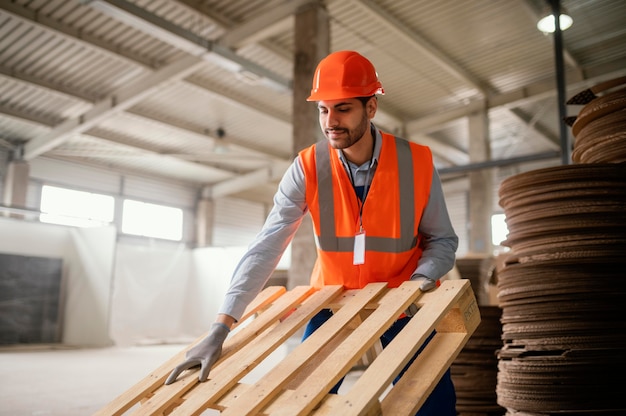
[164,321,231,385]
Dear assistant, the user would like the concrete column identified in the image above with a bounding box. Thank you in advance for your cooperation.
[195,188,215,247]
[0,150,7,211]
[2,157,30,218]
[467,108,493,254]
[288,2,329,289]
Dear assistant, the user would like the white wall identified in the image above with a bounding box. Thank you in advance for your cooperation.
[0,217,116,346]
[1,157,279,347]
[0,216,253,346]
[109,242,193,345]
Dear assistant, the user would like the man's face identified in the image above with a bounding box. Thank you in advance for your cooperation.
[317,98,375,150]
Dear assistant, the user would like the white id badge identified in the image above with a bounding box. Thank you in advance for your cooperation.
[353,231,365,265]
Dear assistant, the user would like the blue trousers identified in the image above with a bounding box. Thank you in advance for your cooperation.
[301,309,457,416]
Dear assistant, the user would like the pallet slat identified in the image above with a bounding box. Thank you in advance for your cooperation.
[98,279,480,416]
[219,283,386,416]
[136,286,317,416]
[94,285,288,416]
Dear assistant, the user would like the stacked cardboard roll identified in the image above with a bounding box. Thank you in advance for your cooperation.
[495,77,626,415]
[452,257,506,416]
[496,164,626,414]
[568,76,626,163]
[452,305,505,416]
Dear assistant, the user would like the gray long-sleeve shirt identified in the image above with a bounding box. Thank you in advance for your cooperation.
[218,125,458,321]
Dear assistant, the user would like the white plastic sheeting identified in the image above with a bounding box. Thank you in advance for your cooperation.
[0,217,116,346]
[63,226,116,346]
[0,217,256,347]
[109,244,247,346]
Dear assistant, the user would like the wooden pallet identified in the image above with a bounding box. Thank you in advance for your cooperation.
[96,279,480,416]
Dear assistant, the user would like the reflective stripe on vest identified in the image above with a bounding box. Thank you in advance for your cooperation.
[314,136,418,253]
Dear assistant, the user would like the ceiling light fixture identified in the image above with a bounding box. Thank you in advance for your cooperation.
[537,9,573,33]
[214,127,229,154]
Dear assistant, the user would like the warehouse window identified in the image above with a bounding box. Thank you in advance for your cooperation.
[121,199,183,241]
[40,185,115,227]
[491,213,509,247]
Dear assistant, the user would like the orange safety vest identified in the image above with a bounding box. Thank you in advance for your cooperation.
[299,131,433,289]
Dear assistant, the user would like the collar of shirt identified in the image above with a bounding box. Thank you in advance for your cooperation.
[337,124,382,187]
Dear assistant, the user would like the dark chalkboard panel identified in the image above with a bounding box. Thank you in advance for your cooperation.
[0,253,63,344]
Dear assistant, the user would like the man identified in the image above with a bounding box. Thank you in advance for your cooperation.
[166,50,459,415]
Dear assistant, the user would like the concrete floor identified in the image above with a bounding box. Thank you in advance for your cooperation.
[0,342,364,415]
[0,343,187,416]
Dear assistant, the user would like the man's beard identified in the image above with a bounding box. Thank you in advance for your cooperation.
[324,113,369,150]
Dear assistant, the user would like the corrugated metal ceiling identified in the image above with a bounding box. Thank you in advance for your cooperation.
[1,0,625,203]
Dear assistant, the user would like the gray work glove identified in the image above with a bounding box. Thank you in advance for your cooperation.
[164,322,230,385]
[412,274,437,292]
[405,274,437,317]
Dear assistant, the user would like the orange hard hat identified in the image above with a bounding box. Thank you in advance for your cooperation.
[307,50,384,101]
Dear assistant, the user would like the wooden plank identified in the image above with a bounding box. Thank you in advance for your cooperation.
[219,283,388,416]
[378,281,481,415]
[380,332,467,415]
[94,285,287,416]
[213,285,344,415]
[166,285,319,415]
[266,281,421,416]
[314,279,480,416]
[282,283,388,391]
[134,285,316,416]
[239,285,287,323]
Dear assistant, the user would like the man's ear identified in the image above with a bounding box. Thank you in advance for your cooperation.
[367,97,378,119]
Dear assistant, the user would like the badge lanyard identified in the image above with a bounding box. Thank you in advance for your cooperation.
[345,154,373,265]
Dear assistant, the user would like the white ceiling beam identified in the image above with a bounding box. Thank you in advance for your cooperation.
[1,64,293,161]
[354,0,488,94]
[47,145,234,182]
[406,60,626,133]
[0,65,292,166]
[371,106,462,164]
[0,65,98,102]
[83,128,238,174]
[3,101,287,193]
[125,109,292,161]
[371,108,404,135]
[406,101,484,134]
[223,18,293,50]
[86,0,291,92]
[0,137,14,150]
[23,55,205,160]
[352,0,563,147]
[206,163,289,199]
[408,134,469,166]
[86,0,208,55]
[0,104,60,127]
[0,2,155,69]
[3,1,290,123]
[45,130,236,180]
[171,0,293,61]
[183,77,291,124]
[218,0,316,48]
[507,107,560,149]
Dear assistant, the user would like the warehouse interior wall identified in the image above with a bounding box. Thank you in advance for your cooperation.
[0,216,260,348]
[0,217,115,347]
[109,242,192,346]
[109,244,249,346]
